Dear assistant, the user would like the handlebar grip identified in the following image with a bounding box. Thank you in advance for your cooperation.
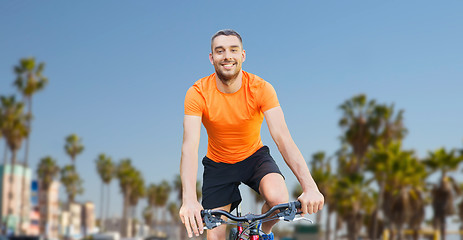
[294,200,302,209]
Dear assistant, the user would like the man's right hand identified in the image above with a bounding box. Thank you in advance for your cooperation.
[179,200,204,238]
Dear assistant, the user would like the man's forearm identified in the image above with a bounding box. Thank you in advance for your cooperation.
[180,150,199,201]
[276,135,319,192]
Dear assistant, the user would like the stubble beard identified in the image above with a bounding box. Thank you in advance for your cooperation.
[214,65,241,85]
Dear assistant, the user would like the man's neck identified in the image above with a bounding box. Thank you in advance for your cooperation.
[215,71,243,94]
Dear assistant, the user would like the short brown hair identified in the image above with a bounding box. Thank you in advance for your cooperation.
[211,29,243,50]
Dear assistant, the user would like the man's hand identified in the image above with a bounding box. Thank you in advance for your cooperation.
[297,189,324,214]
[179,200,204,238]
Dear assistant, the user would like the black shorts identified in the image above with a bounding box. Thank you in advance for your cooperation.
[201,146,284,212]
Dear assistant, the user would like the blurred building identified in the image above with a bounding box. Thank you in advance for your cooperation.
[38,180,60,239]
[59,201,95,239]
[59,202,82,238]
[81,201,96,235]
[28,206,40,235]
[28,181,40,235]
[0,164,32,234]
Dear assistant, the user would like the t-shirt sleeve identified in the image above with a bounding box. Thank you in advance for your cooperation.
[259,82,280,112]
[184,86,205,116]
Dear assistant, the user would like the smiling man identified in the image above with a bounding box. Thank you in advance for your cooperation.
[179,29,324,240]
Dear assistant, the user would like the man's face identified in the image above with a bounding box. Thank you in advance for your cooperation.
[209,35,246,82]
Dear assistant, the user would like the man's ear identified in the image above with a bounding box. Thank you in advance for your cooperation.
[209,53,214,65]
[242,49,246,62]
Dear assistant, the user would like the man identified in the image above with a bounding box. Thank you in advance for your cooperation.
[180,29,324,240]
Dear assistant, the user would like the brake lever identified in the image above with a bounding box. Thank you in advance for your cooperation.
[275,202,299,221]
[202,210,223,229]
[293,215,314,223]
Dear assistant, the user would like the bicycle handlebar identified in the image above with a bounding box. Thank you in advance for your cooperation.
[201,201,302,229]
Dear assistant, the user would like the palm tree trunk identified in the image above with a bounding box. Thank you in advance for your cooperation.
[346,212,361,240]
[19,162,28,234]
[413,227,419,240]
[100,182,105,232]
[2,141,7,165]
[397,223,403,240]
[440,214,446,240]
[106,184,111,226]
[325,209,331,240]
[316,211,322,240]
[19,97,32,234]
[8,150,18,234]
[42,184,50,240]
[334,215,339,240]
[122,189,131,237]
[1,145,8,234]
[372,178,385,240]
[68,200,73,239]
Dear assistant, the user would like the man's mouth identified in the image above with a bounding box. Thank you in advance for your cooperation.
[221,62,236,70]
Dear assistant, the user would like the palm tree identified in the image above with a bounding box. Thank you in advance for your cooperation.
[167,202,180,239]
[407,189,427,240]
[369,104,407,147]
[173,175,200,239]
[64,134,84,166]
[95,153,115,232]
[129,174,145,237]
[116,159,138,237]
[372,142,426,240]
[60,164,84,236]
[0,95,30,234]
[370,103,408,239]
[143,205,154,227]
[333,171,374,240]
[173,174,202,203]
[1,126,6,165]
[36,156,59,238]
[13,57,48,233]
[129,174,145,215]
[458,188,463,240]
[167,202,180,223]
[308,152,332,225]
[60,164,84,203]
[308,151,335,240]
[423,147,463,240]
[338,94,376,174]
[146,183,157,224]
[332,145,375,240]
[154,180,172,225]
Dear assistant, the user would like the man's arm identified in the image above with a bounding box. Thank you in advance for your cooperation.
[264,106,324,214]
[179,115,204,238]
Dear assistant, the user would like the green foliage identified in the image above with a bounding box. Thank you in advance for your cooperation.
[60,164,84,202]
[13,57,48,99]
[37,156,60,190]
[96,153,115,184]
[116,159,138,195]
[0,95,30,152]
[65,133,84,163]
[129,172,145,206]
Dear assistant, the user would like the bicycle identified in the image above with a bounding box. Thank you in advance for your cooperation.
[201,201,313,240]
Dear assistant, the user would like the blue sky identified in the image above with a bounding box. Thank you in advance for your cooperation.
[1,1,462,223]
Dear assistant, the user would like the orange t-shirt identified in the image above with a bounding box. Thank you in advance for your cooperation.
[184,71,280,164]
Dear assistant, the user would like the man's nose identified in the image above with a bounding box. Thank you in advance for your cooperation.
[223,50,232,59]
